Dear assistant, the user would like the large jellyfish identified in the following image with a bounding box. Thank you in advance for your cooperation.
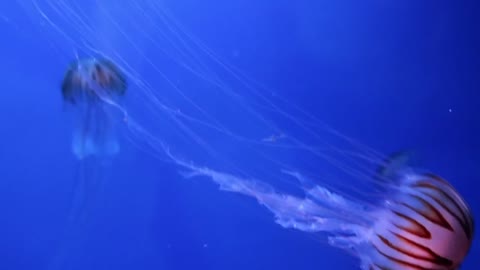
[168,152,474,270]
[61,57,127,159]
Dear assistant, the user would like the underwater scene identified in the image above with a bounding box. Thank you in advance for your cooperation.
[0,1,478,269]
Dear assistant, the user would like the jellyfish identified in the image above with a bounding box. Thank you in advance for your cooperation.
[60,57,128,221]
[61,57,127,160]
[47,57,128,270]
[171,152,474,270]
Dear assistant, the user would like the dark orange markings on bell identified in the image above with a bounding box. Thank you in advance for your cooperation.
[392,210,431,239]
[414,181,474,241]
[402,195,453,231]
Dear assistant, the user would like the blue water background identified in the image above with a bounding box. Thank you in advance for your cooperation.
[0,0,478,269]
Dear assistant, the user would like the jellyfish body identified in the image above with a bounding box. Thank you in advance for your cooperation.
[62,58,126,159]
[174,155,474,270]
[341,173,474,270]
[49,58,127,270]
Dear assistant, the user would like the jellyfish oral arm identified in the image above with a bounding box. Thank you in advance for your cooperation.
[169,151,369,239]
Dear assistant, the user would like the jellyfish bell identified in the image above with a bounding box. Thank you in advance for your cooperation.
[61,57,127,159]
[62,58,126,104]
[358,173,474,270]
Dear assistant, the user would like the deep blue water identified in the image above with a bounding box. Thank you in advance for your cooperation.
[0,1,478,269]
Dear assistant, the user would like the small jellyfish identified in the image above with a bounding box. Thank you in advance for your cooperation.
[61,58,127,159]
[50,58,128,270]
